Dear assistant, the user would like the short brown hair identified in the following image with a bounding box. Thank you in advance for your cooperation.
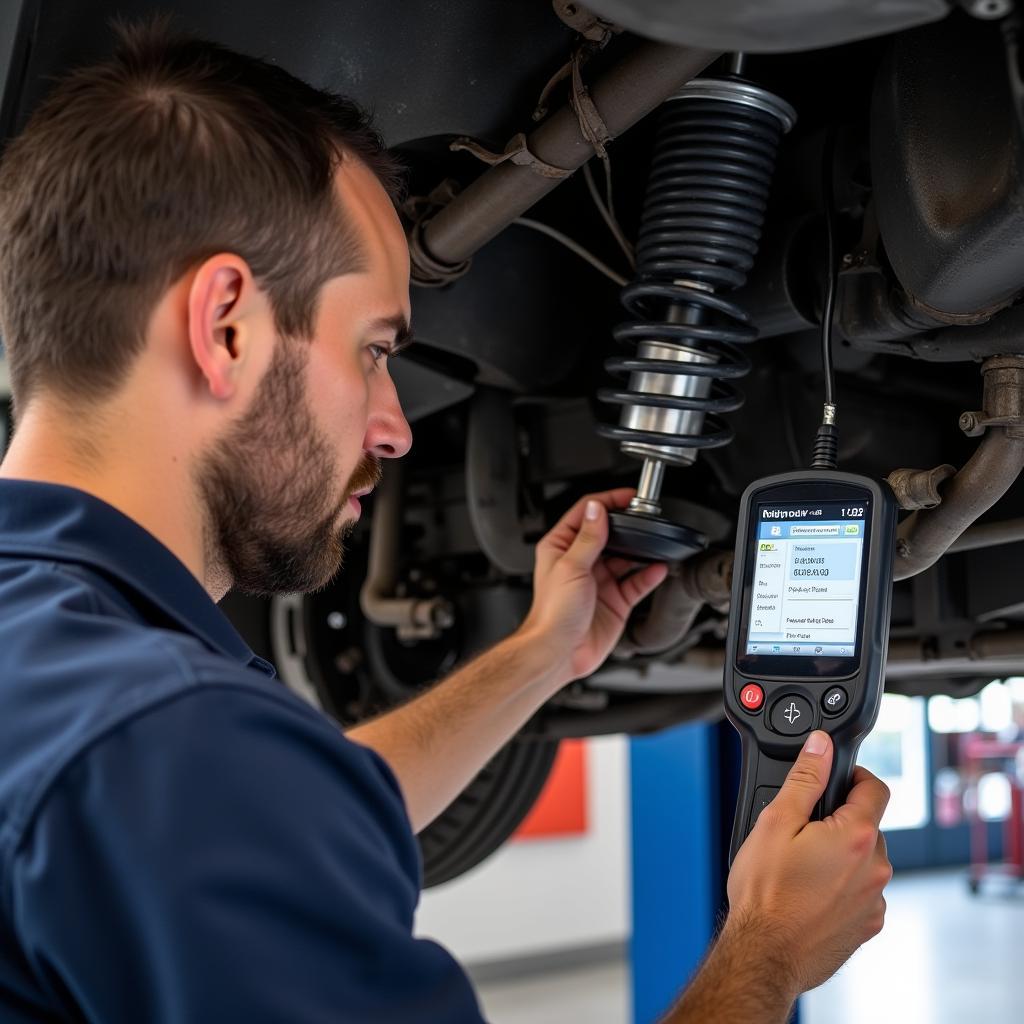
[0,19,405,407]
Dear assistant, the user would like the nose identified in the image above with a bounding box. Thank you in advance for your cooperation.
[364,371,412,459]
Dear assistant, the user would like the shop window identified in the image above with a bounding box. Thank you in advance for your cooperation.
[928,694,982,734]
[858,694,928,831]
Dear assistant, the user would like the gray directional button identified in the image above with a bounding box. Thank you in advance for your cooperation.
[770,694,813,736]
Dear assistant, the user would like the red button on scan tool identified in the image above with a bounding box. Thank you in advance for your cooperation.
[739,683,764,712]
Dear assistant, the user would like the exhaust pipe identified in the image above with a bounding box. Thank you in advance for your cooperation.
[889,355,1024,581]
[410,39,717,282]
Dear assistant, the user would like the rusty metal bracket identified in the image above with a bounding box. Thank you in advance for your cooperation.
[567,45,612,159]
[534,2,621,123]
[403,181,473,288]
[449,132,573,179]
[893,354,1024,580]
[407,218,472,288]
[959,354,1024,438]
[534,42,615,154]
[552,0,619,41]
[904,289,1007,328]
[413,42,716,280]
[886,464,957,511]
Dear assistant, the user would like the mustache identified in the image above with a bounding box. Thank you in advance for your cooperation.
[346,454,383,497]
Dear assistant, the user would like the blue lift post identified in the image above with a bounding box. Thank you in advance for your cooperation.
[629,721,723,1023]
[629,720,800,1023]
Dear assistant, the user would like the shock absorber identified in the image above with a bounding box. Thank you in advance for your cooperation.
[597,56,796,562]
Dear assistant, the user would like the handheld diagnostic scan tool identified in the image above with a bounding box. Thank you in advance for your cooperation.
[723,470,897,863]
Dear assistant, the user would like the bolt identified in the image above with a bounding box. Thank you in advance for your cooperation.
[966,0,1013,17]
[959,411,982,436]
[432,603,456,630]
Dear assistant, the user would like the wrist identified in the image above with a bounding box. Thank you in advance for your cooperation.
[505,624,571,695]
[715,909,803,1006]
[664,910,799,1024]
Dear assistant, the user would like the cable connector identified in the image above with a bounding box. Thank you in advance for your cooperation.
[811,404,838,470]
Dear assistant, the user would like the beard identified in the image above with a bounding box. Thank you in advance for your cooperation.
[195,338,382,597]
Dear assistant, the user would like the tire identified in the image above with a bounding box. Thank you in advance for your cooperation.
[220,590,559,888]
[419,738,559,888]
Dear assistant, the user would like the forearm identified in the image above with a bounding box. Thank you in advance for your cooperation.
[346,629,563,832]
[661,913,797,1024]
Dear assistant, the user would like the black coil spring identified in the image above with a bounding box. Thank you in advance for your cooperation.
[597,84,787,453]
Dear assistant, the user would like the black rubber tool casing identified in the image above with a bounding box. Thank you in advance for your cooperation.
[723,471,897,865]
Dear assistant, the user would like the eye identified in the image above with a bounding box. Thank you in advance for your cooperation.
[367,343,392,367]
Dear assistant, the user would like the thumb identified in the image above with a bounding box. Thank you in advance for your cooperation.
[773,731,833,829]
[564,499,609,573]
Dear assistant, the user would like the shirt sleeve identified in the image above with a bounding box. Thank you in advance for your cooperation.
[8,683,486,1024]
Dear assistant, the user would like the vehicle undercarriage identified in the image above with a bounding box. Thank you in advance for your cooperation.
[4,0,1024,881]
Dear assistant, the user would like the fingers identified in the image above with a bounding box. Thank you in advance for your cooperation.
[769,731,834,830]
[562,498,614,574]
[561,489,638,529]
[875,832,892,878]
[541,489,637,549]
[619,562,669,608]
[537,488,668,589]
[841,766,891,830]
[866,835,892,940]
[605,556,645,579]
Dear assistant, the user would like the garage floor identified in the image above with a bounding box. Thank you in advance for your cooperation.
[472,868,1024,1023]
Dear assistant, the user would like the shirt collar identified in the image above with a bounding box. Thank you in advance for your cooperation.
[0,479,272,673]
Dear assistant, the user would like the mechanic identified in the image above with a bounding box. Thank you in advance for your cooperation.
[0,23,892,1024]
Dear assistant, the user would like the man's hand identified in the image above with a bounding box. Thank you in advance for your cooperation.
[664,733,892,1022]
[350,489,667,831]
[726,731,893,996]
[517,489,669,687]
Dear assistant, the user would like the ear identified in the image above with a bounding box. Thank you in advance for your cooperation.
[186,254,266,401]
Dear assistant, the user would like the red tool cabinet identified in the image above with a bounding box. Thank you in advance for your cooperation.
[961,735,1024,894]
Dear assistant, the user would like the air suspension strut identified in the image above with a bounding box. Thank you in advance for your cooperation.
[597,56,795,562]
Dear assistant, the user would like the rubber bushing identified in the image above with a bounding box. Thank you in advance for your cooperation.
[606,510,707,563]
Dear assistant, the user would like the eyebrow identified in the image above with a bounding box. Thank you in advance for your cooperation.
[367,314,414,354]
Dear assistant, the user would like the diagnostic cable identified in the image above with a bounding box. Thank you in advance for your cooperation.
[722,136,898,862]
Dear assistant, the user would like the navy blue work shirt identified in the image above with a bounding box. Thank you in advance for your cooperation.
[0,480,484,1023]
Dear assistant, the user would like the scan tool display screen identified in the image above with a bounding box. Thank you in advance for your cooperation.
[744,500,869,659]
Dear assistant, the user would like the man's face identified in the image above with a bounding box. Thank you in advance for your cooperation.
[197,159,413,596]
